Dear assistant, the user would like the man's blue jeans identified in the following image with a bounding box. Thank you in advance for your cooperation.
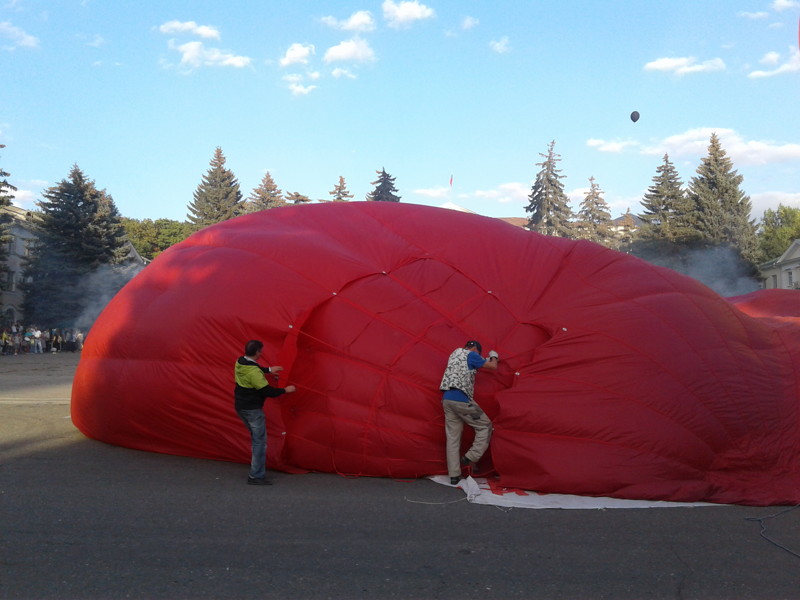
[236,408,267,480]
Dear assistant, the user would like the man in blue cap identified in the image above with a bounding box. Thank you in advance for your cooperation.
[439,340,499,485]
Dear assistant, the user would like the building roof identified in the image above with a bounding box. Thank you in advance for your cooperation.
[498,217,528,228]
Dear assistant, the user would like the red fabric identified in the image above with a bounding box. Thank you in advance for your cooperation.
[71,202,800,505]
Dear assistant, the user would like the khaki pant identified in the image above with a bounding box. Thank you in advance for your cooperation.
[442,399,493,478]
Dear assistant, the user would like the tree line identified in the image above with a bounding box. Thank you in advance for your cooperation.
[122,148,400,260]
[1,138,798,328]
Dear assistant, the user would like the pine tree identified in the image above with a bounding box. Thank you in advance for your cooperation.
[0,144,17,279]
[366,168,401,202]
[576,177,612,244]
[22,165,127,326]
[286,192,311,205]
[637,154,694,244]
[525,141,573,237]
[329,176,354,202]
[187,147,243,229]
[243,171,284,213]
[686,133,757,262]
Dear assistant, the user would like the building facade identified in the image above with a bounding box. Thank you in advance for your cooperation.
[1,205,36,325]
[759,239,800,290]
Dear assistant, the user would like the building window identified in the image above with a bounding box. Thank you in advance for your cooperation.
[772,274,778,288]
[788,270,794,289]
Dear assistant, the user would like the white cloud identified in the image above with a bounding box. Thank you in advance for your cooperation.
[280,42,315,67]
[382,0,435,29]
[748,50,800,77]
[331,67,356,79]
[489,36,511,54]
[462,16,479,31]
[287,83,316,96]
[642,127,800,166]
[738,11,769,19]
[11,187,37,209]
[760,51,781,65]
[567,186,590,207]
[772,0,800,11]
[321,11,375,32]
[586,138,639,153]
[87,34,106,48]
[324,37,375,63]
[168,40,251,69]
[644,56,726,75]
[474,182,529,205]
[282,73,317,96]
[0,21,39,50]
[158,20,220,40]
[752,190,800,218]
[414,186,450,199]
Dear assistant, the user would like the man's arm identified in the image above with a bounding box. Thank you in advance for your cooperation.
[481,350,499,370]
[481,356,499,370]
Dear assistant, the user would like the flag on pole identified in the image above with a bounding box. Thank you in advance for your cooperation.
[449,174,453,188]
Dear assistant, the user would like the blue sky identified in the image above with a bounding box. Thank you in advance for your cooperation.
[2,0,799,223]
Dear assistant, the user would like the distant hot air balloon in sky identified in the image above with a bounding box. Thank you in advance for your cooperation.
[630,111,640,123]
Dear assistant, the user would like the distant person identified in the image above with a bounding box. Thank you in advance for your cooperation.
[439,340,499,485]
[51,330,61,353]
[32,328,43,354]
[234,339,296,486]
[1,329,10,355]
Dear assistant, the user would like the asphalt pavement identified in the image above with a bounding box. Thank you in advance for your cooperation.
[1,352,799,599]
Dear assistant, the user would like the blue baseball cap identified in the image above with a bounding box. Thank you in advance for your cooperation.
[465,340,482,354]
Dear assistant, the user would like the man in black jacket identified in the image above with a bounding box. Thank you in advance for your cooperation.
[234,339,296,485]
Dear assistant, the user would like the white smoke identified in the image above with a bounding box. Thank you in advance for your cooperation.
[674,246,760,297]
[73,263,144,331]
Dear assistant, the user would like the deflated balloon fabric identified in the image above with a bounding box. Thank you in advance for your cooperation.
[71,202,800,505]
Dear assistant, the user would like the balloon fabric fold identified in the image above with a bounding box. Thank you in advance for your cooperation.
[71,202,800,505]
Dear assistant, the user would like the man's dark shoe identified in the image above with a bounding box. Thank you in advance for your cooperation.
[247,477,273,486]
[450,476,462,485]
[460,456,472,466]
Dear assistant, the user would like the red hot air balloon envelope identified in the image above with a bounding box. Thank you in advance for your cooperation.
[71,202,800,506]
[630,111,640,122]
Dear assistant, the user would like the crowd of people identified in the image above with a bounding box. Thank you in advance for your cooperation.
[0,323,84,355]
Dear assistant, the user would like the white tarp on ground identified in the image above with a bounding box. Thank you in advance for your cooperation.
[428,475,720,509]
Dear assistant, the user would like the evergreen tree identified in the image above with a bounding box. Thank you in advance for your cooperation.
[329,176,354,202]
[243,171,284,213]
[366,168,401,202]
[0,144,17,282]
[22,165,127,326]
[187,147,243,229]
[686,133,757,262]
[756,205,800,263]
[637,154,694,244]
[576,177,612,243]
[286,192,311,205]
[525,141,573,237]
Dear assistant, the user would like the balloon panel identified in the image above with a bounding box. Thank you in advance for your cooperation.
[71,202,800,505]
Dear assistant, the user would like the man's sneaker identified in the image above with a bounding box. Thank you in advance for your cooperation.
[450,476,462,485]
[247,477,273,486]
